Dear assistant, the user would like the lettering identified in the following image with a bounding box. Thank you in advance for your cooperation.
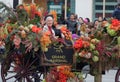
[52,55,65,59]
[51,55,67,63]
[51,59,67,63]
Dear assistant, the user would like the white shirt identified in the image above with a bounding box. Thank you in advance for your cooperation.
[42,25,55,36]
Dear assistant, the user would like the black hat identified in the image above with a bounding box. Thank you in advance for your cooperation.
[44,15,53,20]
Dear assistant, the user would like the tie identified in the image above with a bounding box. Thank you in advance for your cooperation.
[48,26,53,35]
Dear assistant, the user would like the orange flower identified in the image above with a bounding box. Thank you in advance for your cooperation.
[110,24,120,31]
[60,26,72,40]
[40,33,51,50]
[60,26,67,32]
[23,4,31,16]
[32,25,42,33]
[50,10,57,25]
[30,3,37,19]
[83,41,90,48]
[44,31,51,36]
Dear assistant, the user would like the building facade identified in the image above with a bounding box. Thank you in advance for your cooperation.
[76,0,118,21]
[93,0,117,20]
[0,0,119,21]
[75,0,93,21]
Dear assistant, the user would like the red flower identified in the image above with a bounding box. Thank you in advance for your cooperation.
[32,25,42,33]
[35,11,41,17]
[59,72,67,82]
[36,27,42,33]
[74,38,83,49]
[110,19,120,31]
[111,19,119,27]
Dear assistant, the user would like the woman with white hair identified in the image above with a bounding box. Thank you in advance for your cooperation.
[43,15,62,38]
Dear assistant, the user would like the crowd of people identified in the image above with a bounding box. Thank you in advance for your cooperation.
[44,3,120,39]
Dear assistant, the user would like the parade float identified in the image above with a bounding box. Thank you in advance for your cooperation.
[0,2,120,82]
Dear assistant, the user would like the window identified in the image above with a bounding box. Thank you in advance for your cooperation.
[95,5,103,10]
[106,6,115,10]
[94,0,117,20]
[106,0,117,2]
[96,0,103,2]
[96,0,117,2]
[95,5,115,10]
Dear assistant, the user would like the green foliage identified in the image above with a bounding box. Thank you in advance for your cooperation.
[0,2,17,23]
[29,15,41,26]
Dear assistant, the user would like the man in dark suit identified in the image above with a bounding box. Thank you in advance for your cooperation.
[112,3,120,20]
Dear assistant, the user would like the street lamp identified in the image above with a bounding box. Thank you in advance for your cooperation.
[64,0,67,19]
[103,0,106,18]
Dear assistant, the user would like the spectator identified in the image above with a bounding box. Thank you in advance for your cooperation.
[98,16,103,22]
[93,20,99,29]
[77,17,84,35]
[84,18,90,24]
[112,3,120,20]
[64,13,78,34]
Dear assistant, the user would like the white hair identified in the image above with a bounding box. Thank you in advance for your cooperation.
[45,16,53,21]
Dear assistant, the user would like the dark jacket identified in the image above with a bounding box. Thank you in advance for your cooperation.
[112,8,120,20]
[64,20,77,34]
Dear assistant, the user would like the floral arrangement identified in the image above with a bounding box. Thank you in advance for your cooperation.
[105,19,120,37]
[45,65,74,82]
[23,3,42,19]
[74,36,100,62]
[102,19,120,57]
[60,25,72,40]
[0,3,59,54]
[72,18,120,77]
